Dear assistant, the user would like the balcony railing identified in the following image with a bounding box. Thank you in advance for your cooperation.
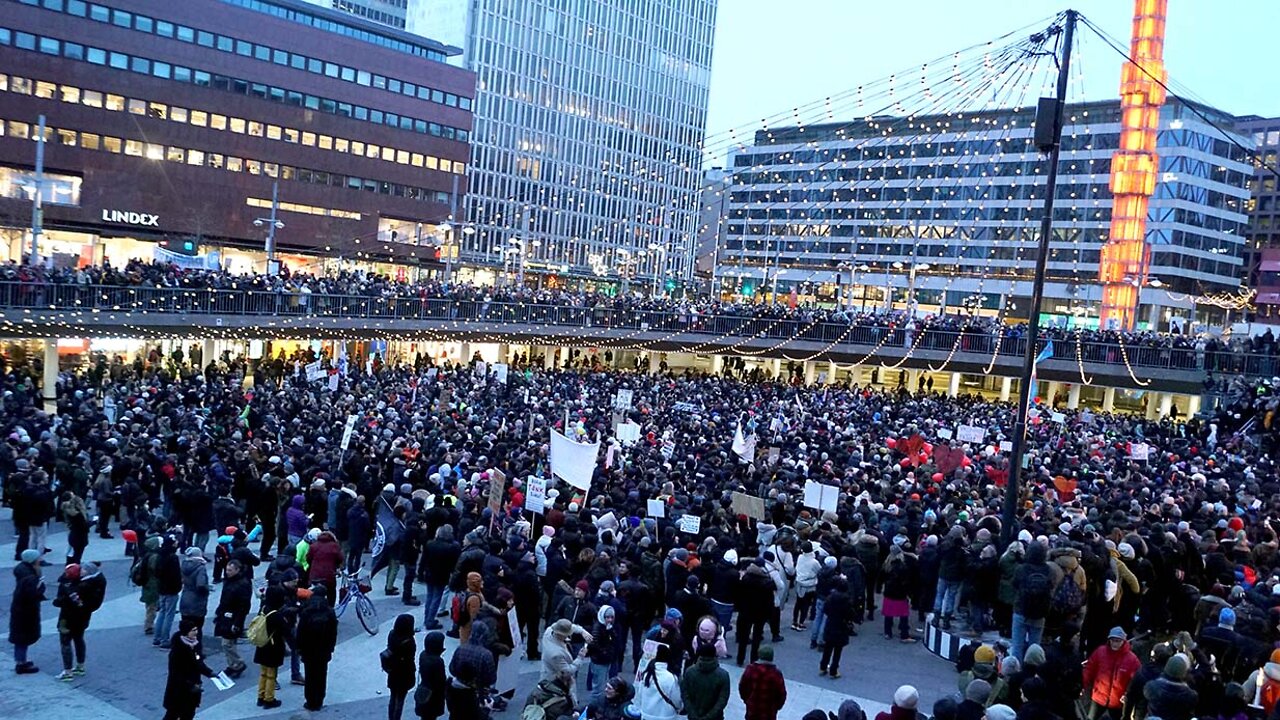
[0,282,1274,378]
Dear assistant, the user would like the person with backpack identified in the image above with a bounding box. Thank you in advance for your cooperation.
[52,562,106,680]
[521,669,575,720]
[252,585,289,709]
[1048,547,1087,641]
[213,559,252,679]
[384,613,418,720]
[137,535,161,636]
[1012,542,1054,662]
[414,631,447,720]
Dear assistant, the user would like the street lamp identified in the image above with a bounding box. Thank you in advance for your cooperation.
[892,260,930,316]
[647,243,668,296]
[437,220,475,285]
[253,180,284,275]
[508,238,527,286]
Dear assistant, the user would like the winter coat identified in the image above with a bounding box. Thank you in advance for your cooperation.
[637,662,683,720]
[252,602,289,668]
[213,573,252,640]
[589,607,619,665]
[306,532,343,584]
[681,655,730,720]
[1143,676,1199,720]
[180,556,211,618]
[523,679,575,720]
[938,536,968,582]
[997,549,1023,606]
[285,495,308,539]
[384,631,417,692]
[295,596,339,662]
[739,660,787,720]
[420,536,461,587]
[415,633,447,719]
[822,588,856,648]
[156,547,184,597]
[163,638,214,713]
[449,640,497,690]
[54,567,106,634]
[539,627,585,684]
[346,504,371,549]
[12,563,47,647]
[1081,640,1140,709]
[586,676,634,720]
[736,564,776,622]
[794,552,821,596]
[140,536,163,604]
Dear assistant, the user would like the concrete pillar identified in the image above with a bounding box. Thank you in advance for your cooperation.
[826,360,839,385]
[947,372,962,398]
[1158,392,1173,419]
[1066,383,1082,410]
[42,339,58,415]
[803,361,818,386]
[907,369,922,393]
[999,376,1013,403]
[770,358,782,379]
[1102,387,1116,413]
[1187,394,1201,418]
[496,343,510,364]
[1045,381,1061,407]
[202,339,215,369]
[648,352,661,375]
[543,346,556,370]
[1145,393,1161,420]
[458,342,472,365]
[711,354,724,375]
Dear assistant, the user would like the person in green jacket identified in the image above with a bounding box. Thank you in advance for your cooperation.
[996,541,1024,636]
[681,643,730,720]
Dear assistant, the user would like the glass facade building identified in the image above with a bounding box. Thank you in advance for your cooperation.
[327,0,717,288]
[717,99,1253,329]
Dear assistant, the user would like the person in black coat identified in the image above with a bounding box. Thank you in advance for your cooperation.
[296,587,339,711]
[8,550,46,673]
[163,617,216,720]
[253,585,290,709]
[736,560,776,665]
[819,578,855,679]
[346,498,371,573]
[385,612,417,720]
[419,525,461,630]
[213,559,252,677]
[415,630,447,720]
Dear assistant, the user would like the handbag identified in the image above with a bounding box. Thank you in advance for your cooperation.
[654,677,685,716]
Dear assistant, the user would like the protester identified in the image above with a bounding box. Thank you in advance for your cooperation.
[296,586,340,711]
[213,559,252,678]
[9,548,45,674]
[1080,627,1140,719]
[162,618,216,720]
[384,613,418,720]
[681,643,730,720]
[739,644,787,720]
[52,562,106,680]
[414,631,447,720]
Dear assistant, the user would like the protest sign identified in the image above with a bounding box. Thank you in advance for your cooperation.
[731,492,766,520]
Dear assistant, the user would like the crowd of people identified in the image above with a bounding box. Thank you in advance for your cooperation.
[2,259,1277,377]
[3,340,1280,720]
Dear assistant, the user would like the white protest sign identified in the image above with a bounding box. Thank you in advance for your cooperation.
[678,514,701,534]
[999,440,1013,452]
[475,360,487,378]
[305,360,324,382]
[617,421,641,446]
[549,429,599,491]
[525,476,547,514]
[937,428,953,440]
[957,425,985,444]
[494,363,509,384]
[327,373,339,393]
[647,498,665,518]
[803,480,839,513]
[661,439,675,461]
[340,414,358,451]
[613,389,634,410]
[507,608,522,655]
[1051,412,1066,424]
[1130,442,1150,461]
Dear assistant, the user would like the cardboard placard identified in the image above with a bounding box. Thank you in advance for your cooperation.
[525,476,547,514]
[678,514,701,535]
[340,414,358,451]
[768,447,781,465]
[494,363,509,384]
[305,360,324,382]
[507,607,522,654]
[731,491,766,521]
[613,389,633,410]
[617,421,641,446]
[1129,442,1150,461]
[646,498,665,518]
[937,428,953,440]
[999,440,1013,452]
[488,468,506,511]
[327,373,339,392]
[957,424,985,444]
[1051,412,1066,424]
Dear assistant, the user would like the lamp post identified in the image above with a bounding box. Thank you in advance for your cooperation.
[892,260,931,316]
[648,243,667,297]
[437,220,476,285]
[27,114,46,267]
[855,263,871,312]
[253,180,284,275]
[508,238,527,287]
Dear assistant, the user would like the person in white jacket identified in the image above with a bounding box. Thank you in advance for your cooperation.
[762,550,789,643]
[791,542,821,631]
[635,644,682,720]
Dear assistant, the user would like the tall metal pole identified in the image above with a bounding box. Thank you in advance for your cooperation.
[1002,11,1076,547]
[446,174,459,285]
[265,180,279,274]
[518,213,529,286]
[28,114,46,266]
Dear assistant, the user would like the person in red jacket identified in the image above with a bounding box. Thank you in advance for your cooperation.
[738,645,787,720]
[1082,626,1141,719]
[306,531,344,607]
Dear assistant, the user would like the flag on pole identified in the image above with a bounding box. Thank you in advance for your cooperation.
[550,428,600,491]
[1029,339,1054,403]
[369,492,404,578]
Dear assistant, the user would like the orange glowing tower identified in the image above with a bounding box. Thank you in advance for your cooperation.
[1099,0,1168,330]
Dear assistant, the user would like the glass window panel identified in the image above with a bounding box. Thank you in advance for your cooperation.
[318,135,332,150]
[82,90,102,107]
[225,157,243,172]
[187,150,204,166]
[124,139,143,156]
[34,81,56,99]
[102,136,121,153]
[266,125,282,140]
[80,132,99,150]
[229,117,246,133]
[165,146,184,162]
[210,114,227,130]
[127,99,146,115]
[105,94,124,111]
[248,121,263,137]
[148,102,166,119]
[190,110,207,126]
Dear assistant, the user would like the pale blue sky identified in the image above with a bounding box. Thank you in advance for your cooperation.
[704,1,1280,158]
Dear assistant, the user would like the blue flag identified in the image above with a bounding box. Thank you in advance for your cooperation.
[1029,339,1054,402]
[369,492,404,578]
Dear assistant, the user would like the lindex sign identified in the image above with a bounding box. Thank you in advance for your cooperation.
[101,209,159,226]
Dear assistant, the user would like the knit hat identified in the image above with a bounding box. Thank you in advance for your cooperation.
[1118,543,1135,560]
[185,547,204,558]
[20,549,40,564]
[964,679,992,704]
[1023,643,1046,667]
[63,563,81,581]
[600,580,616,594]
[575,580,589,592]
[974,645,997,664]
[893,685,919,709]
[1164,654,1190,681]
[985,705,1016,720]
[758,645,774,662]
[1000,656,1021,677]
[1219,607,1236,628]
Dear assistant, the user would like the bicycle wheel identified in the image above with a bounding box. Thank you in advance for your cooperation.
[334,587,351,618]
[355,593,379,635]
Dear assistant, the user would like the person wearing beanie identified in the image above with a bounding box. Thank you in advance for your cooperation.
[1127,642,1175,720]
[874,685,922,720]
[680,643,729,720]
[9,548,46,674]
[738,644,786,720]
[52,561,106,681]
[988,656,1020,708]
[957,679,992,720]
[295,586,339,711]
[1082,627,1140,717]
[931,697,958,720]
[1143,654,1198,720]
[983,704,1015,720]
[958,644,999,693]
[179,545,211,634]
[162,617,216,720]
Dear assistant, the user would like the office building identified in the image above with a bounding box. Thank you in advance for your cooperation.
[716,99,1253,329]
[304,0,408,30]
[1236,115,1280,323]
[0,0,472,273]
[306,0,718,290]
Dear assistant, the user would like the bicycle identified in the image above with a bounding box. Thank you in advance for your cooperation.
[335,566,379,635]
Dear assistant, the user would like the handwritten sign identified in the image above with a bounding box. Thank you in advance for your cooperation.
[646,498,665,518]
[613,389,633,410]
[1130,443,1150,461]
[957,424,985,444]
[803,480,839,513]
[678,514,701,534]
[525,476,547,514]
[731,492,766,521]
[340,414,358,451]
[937,428,953,440]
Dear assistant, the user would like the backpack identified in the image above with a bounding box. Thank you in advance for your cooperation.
[246,610,275,648]
[1260,675,1280,714]
[451,591,477,626]
[520,696,562,720]
[1050,573,1085,615]
[130,548,151,587]
[1020,567,1053,619]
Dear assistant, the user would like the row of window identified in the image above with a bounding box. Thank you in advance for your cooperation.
[222,0,446,61]
[331,0,407,29]
[16,0,466,104]
[245,196,360,221]
[0,73,466,175]
[0,25,472,144]
[0,117,453,204]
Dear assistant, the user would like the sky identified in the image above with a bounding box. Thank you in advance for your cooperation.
[703,1,1280,165]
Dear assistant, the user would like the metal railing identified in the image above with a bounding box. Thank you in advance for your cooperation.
[0,282,1275,377]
